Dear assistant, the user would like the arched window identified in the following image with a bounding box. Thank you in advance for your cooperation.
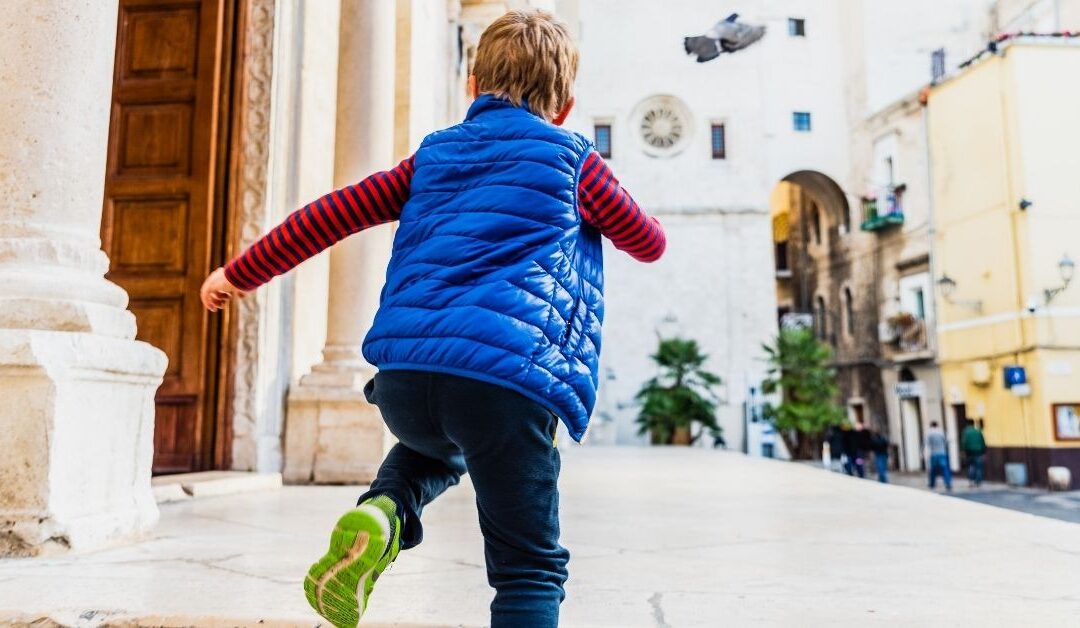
[844,287,855,336]
[815,296,827,340]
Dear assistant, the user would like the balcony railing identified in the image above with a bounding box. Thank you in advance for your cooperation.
[897,318,929,354]
[860,184,906,232]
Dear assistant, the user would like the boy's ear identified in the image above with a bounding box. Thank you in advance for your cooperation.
[467,74,479,100]
[552,97,575,126]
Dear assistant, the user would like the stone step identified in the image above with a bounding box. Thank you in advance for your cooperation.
[151,471,283,503]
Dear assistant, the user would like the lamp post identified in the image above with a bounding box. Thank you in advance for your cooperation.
[937,274,983,313]
[1044,253,1075,305]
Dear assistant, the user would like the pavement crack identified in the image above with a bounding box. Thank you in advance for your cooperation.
[648,592,670,628]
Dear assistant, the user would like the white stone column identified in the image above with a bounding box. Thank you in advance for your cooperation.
[284,0,397,484]
[0,1,167,556]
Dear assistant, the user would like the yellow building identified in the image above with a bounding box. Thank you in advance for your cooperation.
[927,41,1080,485]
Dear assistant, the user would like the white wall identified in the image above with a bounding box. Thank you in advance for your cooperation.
[860,0,990,114]
[565,0,860,446]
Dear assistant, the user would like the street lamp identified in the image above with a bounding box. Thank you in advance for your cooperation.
[936,273,983,313]
[1044,253,1075,304]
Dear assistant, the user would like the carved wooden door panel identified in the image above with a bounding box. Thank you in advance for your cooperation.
[102,0,234,473]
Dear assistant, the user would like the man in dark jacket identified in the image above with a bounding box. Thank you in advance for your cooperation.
[961,420,987,487]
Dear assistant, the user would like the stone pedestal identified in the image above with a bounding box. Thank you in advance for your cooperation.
[0,1,167,555]
[284,374,386,484]
[282,0,397,484]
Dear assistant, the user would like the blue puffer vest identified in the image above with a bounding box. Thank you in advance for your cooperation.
[362,95,603,442]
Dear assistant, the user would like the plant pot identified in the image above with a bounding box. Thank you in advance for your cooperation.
[671,426,692,445]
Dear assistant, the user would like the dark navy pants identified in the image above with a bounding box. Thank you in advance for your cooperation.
[357,370,569,628]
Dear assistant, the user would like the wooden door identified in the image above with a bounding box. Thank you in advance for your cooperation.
[102,0,236,473]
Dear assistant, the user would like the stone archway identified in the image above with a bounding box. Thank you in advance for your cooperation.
[769,170,851,328]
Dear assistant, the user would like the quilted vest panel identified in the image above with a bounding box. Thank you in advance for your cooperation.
[361,95,604,442]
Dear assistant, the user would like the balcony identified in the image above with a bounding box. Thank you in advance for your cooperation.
[882,312,931,360]
[860,184,906,232]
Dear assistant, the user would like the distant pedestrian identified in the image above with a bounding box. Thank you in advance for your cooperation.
[925,421,952,491]
[870,429,890,483]
[826,425,845,472]
[961,420,987,487]
[843,421,872,478]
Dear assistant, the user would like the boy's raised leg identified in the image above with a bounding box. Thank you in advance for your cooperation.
[306,371,468,627]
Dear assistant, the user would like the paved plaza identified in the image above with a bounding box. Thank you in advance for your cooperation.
[3,447,1080,627]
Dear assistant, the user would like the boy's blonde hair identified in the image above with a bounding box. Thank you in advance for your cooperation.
[472,10,578,121]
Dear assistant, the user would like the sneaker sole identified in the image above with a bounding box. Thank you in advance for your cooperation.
[304,505,397,628]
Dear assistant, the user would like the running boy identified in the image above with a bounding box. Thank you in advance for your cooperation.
[200,9,665,627]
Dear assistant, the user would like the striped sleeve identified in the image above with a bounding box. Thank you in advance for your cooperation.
[577,151,666,262]
[224,155,415,291]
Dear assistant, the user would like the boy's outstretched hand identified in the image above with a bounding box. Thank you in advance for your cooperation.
[200,267,247,312]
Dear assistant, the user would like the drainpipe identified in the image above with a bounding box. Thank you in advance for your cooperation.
[922,100,947,466]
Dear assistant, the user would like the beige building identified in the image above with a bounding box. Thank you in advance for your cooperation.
[927,40,1080,485]
[0,0,553,556]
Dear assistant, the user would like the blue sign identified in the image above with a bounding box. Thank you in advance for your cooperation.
[1003,366,1027,388]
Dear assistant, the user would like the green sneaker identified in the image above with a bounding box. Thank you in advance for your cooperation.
[304,495,401,627]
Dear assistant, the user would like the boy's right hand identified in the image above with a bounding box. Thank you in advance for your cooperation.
[200,267,247,312]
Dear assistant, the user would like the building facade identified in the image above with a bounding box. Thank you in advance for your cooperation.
[768,0,987,462]
[927,41,1080,485]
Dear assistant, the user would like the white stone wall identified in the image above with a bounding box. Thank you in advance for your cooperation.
[565,0,858,446]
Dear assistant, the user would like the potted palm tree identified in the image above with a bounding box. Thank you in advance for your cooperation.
[634,337,724,445]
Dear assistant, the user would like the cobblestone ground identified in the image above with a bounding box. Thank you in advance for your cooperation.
[3,448,1080,627]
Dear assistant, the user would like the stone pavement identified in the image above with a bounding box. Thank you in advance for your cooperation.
[867,468,1080,525]
[2,447,1080,627]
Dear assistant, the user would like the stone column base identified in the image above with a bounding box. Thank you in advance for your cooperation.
[0,330,166,557]
[283,375,388,484]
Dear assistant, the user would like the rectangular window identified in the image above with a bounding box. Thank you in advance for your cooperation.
[710,123,726,159]
[793,112,812,132]
[594,124,612,158]
[788,18,806,37]
[931,48,946,83]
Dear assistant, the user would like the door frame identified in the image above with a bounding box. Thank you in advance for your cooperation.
[206,0,244,470]
[103,0,245,472]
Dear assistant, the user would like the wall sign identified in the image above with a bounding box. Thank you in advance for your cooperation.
[1053,403,1080,441]
[895,381,924,398]
[1003,365,1027,388]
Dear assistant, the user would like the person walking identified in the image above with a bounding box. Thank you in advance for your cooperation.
[870,428,890,483]
[961,420,987,487]
[840,424,858,477]
[925,421,952,491]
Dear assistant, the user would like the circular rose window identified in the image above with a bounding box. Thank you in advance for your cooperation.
[631,95,693,158]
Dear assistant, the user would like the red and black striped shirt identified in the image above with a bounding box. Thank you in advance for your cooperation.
[224,150,665,291]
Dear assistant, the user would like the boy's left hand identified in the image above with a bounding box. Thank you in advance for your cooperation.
[200,267,247,312]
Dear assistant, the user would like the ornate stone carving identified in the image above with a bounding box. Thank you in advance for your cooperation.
[230,0,275,471]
